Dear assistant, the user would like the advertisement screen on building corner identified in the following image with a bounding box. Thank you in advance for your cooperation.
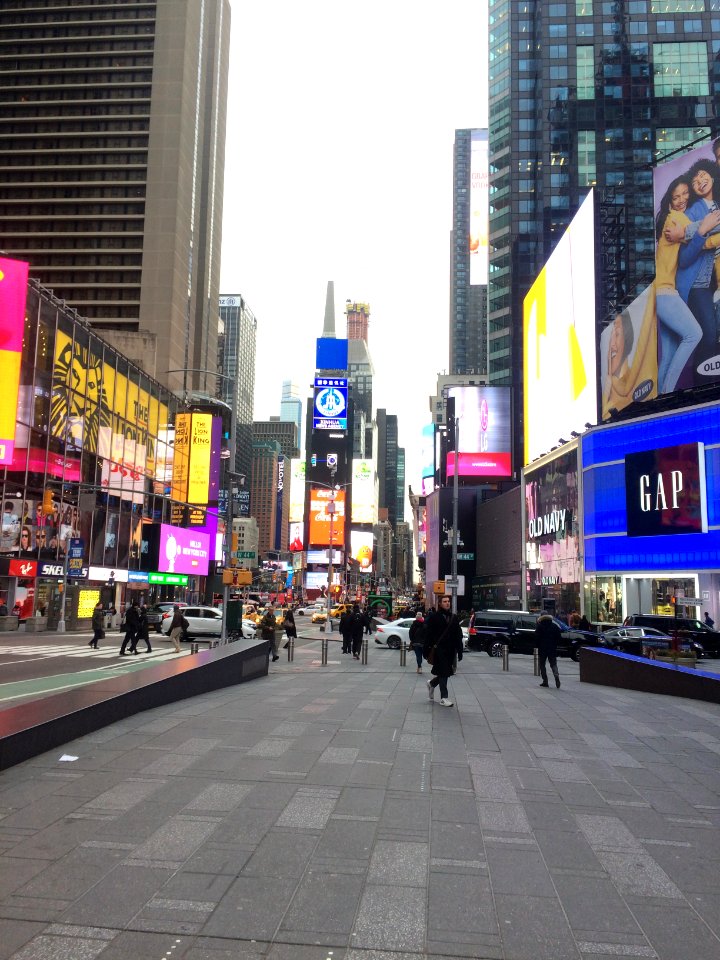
[446,386,511,478]
[0,256,30,466]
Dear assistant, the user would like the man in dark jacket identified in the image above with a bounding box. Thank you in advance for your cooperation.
[119,601,140,656]
[535,613,561,688]
[260,608,280,661]
[350,605,369,659]
[339,610,353,654]
[423,595,463,706]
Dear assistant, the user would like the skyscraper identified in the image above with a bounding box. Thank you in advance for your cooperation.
[451,129,489,377]
[345,301,375,458]
[218,295,257,485]
[376,409,405,527]
[0,0,230,395]
[487,1,718,466]
[280,381,303,452]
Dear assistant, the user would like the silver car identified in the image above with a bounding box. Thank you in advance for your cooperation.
[160,605,222,641]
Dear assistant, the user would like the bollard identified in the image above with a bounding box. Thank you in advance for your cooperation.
[191,642,199,654]
[321,636,328,666]
[399,641,407,667]
[533,648,539,676]
[361,635,369,665]
[502,643,510,671]
[288,637,295,662]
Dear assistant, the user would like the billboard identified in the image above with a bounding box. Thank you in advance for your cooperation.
[350,530,374,572]
[524,446,580,591]
[469,129,489,286]
[313,377,348,431]
[188,414,213,504]
[0,257,29,466]
[600,285,657,421]
[420,424,435,495]
[316,337,348,371]
[351,458,377,523]
[523,190,597,464]
[446,385,512,478]
[289,458,306,522]
[158,523,210,576]
[308,488,346,547]
[289,521,304,552]
[624,442,707,537]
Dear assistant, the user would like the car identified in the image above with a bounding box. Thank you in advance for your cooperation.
[160,605,223,641]
[295,603,326,616]
[466,610,602,660]
[623,614,720,657]
[330,603,352,618]
[374,617,416,649]
[240,619,258,639]
[146,601,187,633]
[607,624,705,658]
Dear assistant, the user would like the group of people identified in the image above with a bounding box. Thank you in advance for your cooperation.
[1,500,80,557]
[87,600,187,656]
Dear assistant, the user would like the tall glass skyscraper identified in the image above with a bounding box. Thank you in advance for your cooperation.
[488,0,718,466]
[218,294,257,484]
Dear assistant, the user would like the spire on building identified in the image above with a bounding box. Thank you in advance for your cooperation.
[322,280,335,337]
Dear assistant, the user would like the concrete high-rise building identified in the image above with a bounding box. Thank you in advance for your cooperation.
[250,440,281,560]
[280,381,303,452]
[345,301,375,459]
[488,1,718,467]
[376,409,405,528]
[451,129,489,377]
[0,0,230,394]
[252,420,299,461]
[219,295,257,484]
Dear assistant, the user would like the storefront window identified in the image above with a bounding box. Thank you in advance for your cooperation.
[583,575,623,625]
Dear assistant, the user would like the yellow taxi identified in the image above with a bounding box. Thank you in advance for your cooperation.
[311,608,328,623]
[330,603,352,618]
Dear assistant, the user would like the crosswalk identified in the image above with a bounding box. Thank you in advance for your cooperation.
[0,641,185,661]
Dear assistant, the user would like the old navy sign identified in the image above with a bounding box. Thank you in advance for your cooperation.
[528,509,568,540]
[624,442,708,537]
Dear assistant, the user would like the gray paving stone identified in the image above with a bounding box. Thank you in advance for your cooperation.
[200,875,297,940]
[351,884,426,952]
[280,869,365,939]
[631,902,720,960]
[313,818,377,861]
[494,894,580,959]
[367,840,428,886]
[485,846,553,896]
[477,801,532,834]
[242,831,317,878]
[7,934,109,960]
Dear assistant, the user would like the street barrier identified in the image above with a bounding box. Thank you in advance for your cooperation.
[361,636,368,665]
[321,636,328,666]
[502,644,510,671]
[400,641,407,667]
[287,638,295,662]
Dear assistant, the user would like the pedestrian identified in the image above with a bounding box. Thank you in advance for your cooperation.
[350,604,369,659]
[535,613,561,688]
[704,611,715,629]
[260,607,280,661]
[282,608,297,649]
[137,603,152,652]
[168,605,187,653]
[89,600,104,649]
[409,611,425,673]
[119,601,140,655]
[578,613,591,631]
[0,598,8,617]
[424,595,463,707]
[339,608,353,654]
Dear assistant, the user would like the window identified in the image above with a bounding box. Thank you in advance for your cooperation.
[576,0,593,12]
[655,125,710,158]
[656,19,676,30]
[577,22,594,35]
[549,44,568,57]
[549,23,568,36]
[683,18,703,28]
[578,130,597,185]
[653,42,709,96]
[576,46,594,98]
[651,0,705,10]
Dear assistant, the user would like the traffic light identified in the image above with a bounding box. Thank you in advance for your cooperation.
[42,489,54,516]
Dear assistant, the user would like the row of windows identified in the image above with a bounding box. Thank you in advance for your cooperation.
[3,104,150,119]
[0,186,145,200]
[1,71,153,85]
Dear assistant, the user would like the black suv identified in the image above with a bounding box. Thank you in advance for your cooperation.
[467,610,604,660]
[623,614,720,657]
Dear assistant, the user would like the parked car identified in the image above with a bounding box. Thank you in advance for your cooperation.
[623,614,720,657]
[146,601,187,633]
[240,619,258,639]
[466,610,602,660]
[603,625,704,658]
[374,617,416,649]
[160,605,223,641]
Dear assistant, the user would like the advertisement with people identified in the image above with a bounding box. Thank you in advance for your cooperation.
[600,285,657,421]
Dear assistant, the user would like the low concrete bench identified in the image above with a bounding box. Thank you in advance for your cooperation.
[580,646,720,704]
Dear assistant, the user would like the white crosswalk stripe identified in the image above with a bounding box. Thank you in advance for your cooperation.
[0,642,184,660]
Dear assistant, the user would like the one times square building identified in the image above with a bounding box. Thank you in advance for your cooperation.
[488,0,719,468]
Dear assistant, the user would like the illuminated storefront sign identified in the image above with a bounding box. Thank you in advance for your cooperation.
[624,442,707,537]
[0,256,29,465]
[148,571,189,586]
[88,566,129,583]
[313,377,348,431]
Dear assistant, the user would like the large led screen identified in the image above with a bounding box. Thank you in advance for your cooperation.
[469,129,489,286]
[351,459,377,523]
[446,386,511,478]
[158,523,210,576]
[313,377,348,431]
[289,458,306,522]
[0,257,29,466]
[420,425,435,495]
[350,530,374,571]
[600,285,657,421]
[308,488,346,547]
[523,190,597,464]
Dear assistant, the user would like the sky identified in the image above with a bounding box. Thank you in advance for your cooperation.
[219,0,488,496]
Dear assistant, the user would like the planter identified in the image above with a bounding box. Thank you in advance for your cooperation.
[654,655,696,668]
[23,617,48,633]
[0,616,19,632]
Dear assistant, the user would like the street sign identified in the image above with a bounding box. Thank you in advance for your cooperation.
[69,538,84,560]
[444,575,465,593]
[457,552,475,561]
[237,551,255,558]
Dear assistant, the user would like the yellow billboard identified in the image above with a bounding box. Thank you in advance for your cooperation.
[171,413,191,502]
[188,414,212,504]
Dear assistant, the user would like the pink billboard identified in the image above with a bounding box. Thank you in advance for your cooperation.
[158,523,210,576]
[0,257,29,465]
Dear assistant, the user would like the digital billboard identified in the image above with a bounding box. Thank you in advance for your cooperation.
[523,190,597,464]
[289,458,306,522]
[289,521,304,552]
[188,414,213,504]
[350,530,374,572]
[313,377,348,431]
[308,488,346,547]
[351,458,377,523]
[524,446,580,591]
[158,523,210,576]
[446,386,511,478]
[600,285,657,421]
[420,424,435,495]
[316,337,348,371]
[624,442,707,537]
[0,257,29,466]
[469,129,489,286]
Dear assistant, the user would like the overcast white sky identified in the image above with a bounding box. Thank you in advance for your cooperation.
[220,0,488,492]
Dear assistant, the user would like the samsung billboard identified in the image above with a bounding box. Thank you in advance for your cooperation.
[523,190,597,464]
[446,385,511,478]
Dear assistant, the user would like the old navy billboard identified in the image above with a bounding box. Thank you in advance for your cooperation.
[601,138,720,420]
[313,377,347,431]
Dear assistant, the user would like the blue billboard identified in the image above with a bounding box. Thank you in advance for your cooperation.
[582,403,720,573]
[313,377,348,431]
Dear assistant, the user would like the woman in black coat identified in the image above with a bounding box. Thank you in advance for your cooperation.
[423,595,463,707]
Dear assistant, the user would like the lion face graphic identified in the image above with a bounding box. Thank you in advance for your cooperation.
[51,339,110,453]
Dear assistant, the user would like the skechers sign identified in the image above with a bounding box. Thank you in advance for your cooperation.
[624,442,707,537]
[313,378,347,431]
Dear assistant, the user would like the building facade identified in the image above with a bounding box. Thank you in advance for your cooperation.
[250,440,281,560]
[488,0,719,468]
[0,0,230,395]
[280,381,303,453]
[218,294,257,485]
[252,420,299,461]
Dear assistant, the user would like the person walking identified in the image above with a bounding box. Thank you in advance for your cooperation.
[424,595,463,707]
[136,602,152,653]
[168,605,187,654]
[339,608,353,654]
[704,611,715,629]
[119,601,140,655]
[89,600,104,649]
[535,613,561,688]
[260,607,280,661]
[350,604,370,660]
[409,611,426,673]
[282,608,297,649]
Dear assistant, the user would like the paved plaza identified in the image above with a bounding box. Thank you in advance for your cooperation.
[1,643,720,960]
